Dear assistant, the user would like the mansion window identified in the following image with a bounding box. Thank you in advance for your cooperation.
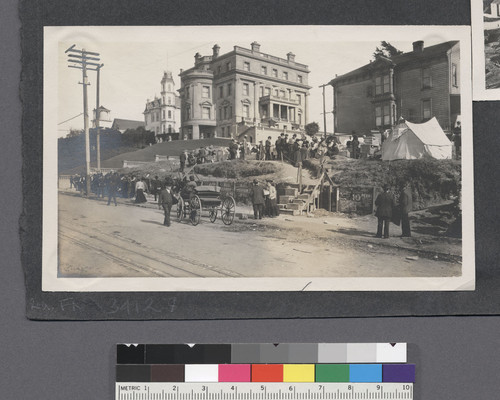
[375,75,390,95]
[162,96,165,104]
[375,104,391,126]
[168,125,172,133]
[219,86,224,98]
[280,90,285,98]
[243,83,249,96]
[261,66,267,75]
[283,71,288,80]
[202,106,211,119]
[260,86,264,97]
[224,106,228,119]
[217,65,221,75]
[186,105,191,119]
[243,62,250,71]
[422,67,432,89]
[297,94,302,104]
[265,87,271,96]
[227,83,232,96]
[168,97,171,105]
[452,64,458,87]
[219,107,222,119]
[297,75,303,83]
[272,69,278,78]
[422,99,432,120]
[162,110,165,119]
[186,87,190,99]
[226,62,232,71]
[243,104,250,118]
[202,86,210,98]
[168,110,172,118]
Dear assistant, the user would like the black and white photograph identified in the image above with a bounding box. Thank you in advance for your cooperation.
[471,0,500,98]
[43,25,474,291]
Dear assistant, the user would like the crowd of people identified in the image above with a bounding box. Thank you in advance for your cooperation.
[69,171,416,237]
[224,133,350,165]
[174,133,362,173]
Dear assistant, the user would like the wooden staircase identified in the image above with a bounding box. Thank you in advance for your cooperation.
[278,187,320,216]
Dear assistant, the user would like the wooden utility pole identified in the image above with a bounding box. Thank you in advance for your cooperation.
[66,45,101,196]
[320,84,328,139]
[95,63,104,171]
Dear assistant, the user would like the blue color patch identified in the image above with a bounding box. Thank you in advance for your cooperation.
[349,364,382,382]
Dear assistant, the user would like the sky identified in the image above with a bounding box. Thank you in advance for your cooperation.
[51,26,455,137]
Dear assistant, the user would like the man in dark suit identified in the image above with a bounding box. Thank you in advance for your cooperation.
[400,182,413,237]
[158,179,174,227]
[250,179,265,220]
[106,172,120,206]
[375,184,394,238]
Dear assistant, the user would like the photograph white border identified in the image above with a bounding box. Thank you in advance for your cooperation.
[471,0,500,99]
[43,25,475,292]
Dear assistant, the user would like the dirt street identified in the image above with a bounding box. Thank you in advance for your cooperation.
[58,192,461,278]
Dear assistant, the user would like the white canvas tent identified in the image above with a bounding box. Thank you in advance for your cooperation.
[381,117,453,161]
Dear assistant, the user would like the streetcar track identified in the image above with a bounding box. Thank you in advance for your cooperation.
[59,220,243,277]
[59,231,174,277]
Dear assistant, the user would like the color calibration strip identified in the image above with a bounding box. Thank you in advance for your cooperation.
[116,343,413,383]
[116,362,415,383]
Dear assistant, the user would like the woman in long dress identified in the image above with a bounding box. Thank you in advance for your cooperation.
[135,178,147,203]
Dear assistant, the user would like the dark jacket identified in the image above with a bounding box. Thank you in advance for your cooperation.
[108,174,120,190]
[400,188,413,214]
[375,191,394,218]
[250,184,265,205]
[158,188,173,207]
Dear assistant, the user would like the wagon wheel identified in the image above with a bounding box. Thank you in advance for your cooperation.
[189,194,202,226]
[221,196,236,225]
[176,196,184,222]
[209,207,217,223]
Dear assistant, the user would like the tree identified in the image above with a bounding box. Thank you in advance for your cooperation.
[305,122,320,137]
[122,126,156,148]
[373,41,403,59]
[66,128,83,138]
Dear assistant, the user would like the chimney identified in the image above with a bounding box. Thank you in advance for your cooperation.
[212,44,220,58]
[287,52,295,63]
[251,41,261,52]
[412,41,424,53]
[194,52,202,64]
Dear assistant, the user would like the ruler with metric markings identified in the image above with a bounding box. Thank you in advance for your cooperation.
[115,382,414,400]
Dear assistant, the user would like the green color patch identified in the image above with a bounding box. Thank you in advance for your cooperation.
[315,364,350,382]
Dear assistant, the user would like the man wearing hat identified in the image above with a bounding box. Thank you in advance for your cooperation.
[158,179,174,227]
[374,184,394,238]
[266,179,279,217]
[265,136,272,160]
[250,179,265,219]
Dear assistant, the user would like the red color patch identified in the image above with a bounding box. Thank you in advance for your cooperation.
[251,364,283,382]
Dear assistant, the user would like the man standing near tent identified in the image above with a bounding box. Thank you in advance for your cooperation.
[399,182,413,237]
[375,184,394,239]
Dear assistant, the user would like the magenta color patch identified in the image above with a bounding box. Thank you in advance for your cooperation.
[218,364,251,382]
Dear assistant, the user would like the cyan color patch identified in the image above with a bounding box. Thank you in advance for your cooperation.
[349,364,382,382]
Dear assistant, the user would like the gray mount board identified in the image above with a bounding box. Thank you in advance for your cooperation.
[21,0,500,320]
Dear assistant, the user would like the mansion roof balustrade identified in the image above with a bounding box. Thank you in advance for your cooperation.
[259,94,300,106]
[234,46,309,70]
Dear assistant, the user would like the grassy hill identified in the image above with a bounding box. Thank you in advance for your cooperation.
[100,138,232,169]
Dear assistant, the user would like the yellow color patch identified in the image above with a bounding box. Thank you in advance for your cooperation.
[283,364,315,382]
